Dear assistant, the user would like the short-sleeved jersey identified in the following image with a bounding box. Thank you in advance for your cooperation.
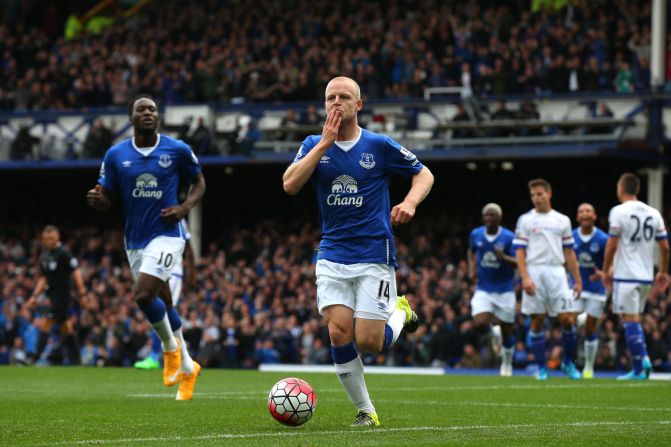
[570,227,608,294]
[40,243,78,298]
[294,128,423,267]
[608,200,668,283]
[513,209,574,265]
[98,134,201,249]
[469,226,516,293]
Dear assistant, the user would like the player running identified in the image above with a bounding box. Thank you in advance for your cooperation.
[514,179,582,380]
[283,76,434,426]
[87,94,205,399]
[570,203,608,379]
[603,173,669,380]
[468,203,517,376]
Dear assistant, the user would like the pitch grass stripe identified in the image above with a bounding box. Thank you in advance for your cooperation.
[39,421,671,446]
[376,399,671,413]
[128,393,671,413]
[126,382,659,398]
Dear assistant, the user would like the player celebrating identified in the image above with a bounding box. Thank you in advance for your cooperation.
[467,203,517,377]
[602,173,669,380]
[134,219,194,372]
[514,179,582,380]
[283,76,434,426]
[86,94,205,400]
[571,203,608,379]
[26,225,86,365]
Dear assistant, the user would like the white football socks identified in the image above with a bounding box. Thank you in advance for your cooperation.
[334,355,375,414]
[174,328,194,374]
[502,346,514,368]
[387,308,406,345]
[584,339,599,371]
[152,314,178,352]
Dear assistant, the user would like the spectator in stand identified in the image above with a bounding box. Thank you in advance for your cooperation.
[83,118,113,160]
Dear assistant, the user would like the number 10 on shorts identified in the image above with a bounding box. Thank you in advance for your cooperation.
[377,280,390,303]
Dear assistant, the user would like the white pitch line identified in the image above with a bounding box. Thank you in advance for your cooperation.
[37,420,671,446]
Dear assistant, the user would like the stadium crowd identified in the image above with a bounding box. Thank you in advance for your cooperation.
[0,0,666,112]
[1,216,669,373]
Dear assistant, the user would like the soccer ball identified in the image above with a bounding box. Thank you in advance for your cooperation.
[267,377,317,426]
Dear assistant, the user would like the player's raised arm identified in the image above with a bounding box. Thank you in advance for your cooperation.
[390,166,434,226]
[283,109,341,195]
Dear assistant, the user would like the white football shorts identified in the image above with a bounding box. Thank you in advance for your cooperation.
[316,259,397,321]
[470,290,516,323]
[612,281,651,315]
[575,291,607,319]
[521,264,576,317]
[126,236,185,283]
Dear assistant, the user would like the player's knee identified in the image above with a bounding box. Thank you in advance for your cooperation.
[327,321,353,346]
[356,334,383,354]
[133,287,153,304]
[558,314,575,328]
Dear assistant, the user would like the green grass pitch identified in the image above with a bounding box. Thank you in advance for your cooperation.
[1,367,670,446]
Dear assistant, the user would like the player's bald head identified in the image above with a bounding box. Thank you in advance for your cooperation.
[325,77,361,100]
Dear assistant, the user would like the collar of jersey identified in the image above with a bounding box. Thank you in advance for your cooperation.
[132,134,161,156]
[334,127,362,152]
[484,227,501,242]
[578,227,596,242]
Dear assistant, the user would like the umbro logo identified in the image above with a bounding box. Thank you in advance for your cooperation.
[122,160,132,167]
[320,156,330,164]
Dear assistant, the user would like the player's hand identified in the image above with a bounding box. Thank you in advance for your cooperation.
[522,277,536,295]
[654,271,669,294]
[160,204,189,223]
[589,268,605,282]
[321,109,342,147]
[602,269,613,292]
[86,185,110,211]
[390,201,416,225]
[572,281,582,300]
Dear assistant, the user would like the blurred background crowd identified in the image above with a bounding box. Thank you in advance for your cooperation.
[0,0,668,112]
[1,216,669,372]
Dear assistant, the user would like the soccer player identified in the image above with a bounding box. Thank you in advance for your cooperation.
[86,94,206,400]
[134,219,193,371]
[571,203,608,379]
[26,225,86,365]
[514,179,582,380]
[602,173,669,380]
[282,76,434,426]
[467,203,517,376]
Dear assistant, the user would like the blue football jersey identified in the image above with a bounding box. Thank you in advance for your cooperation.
[469,226,516,293]
[295,128,423,267]
[98,134,201,249]
[571,227,608,294]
